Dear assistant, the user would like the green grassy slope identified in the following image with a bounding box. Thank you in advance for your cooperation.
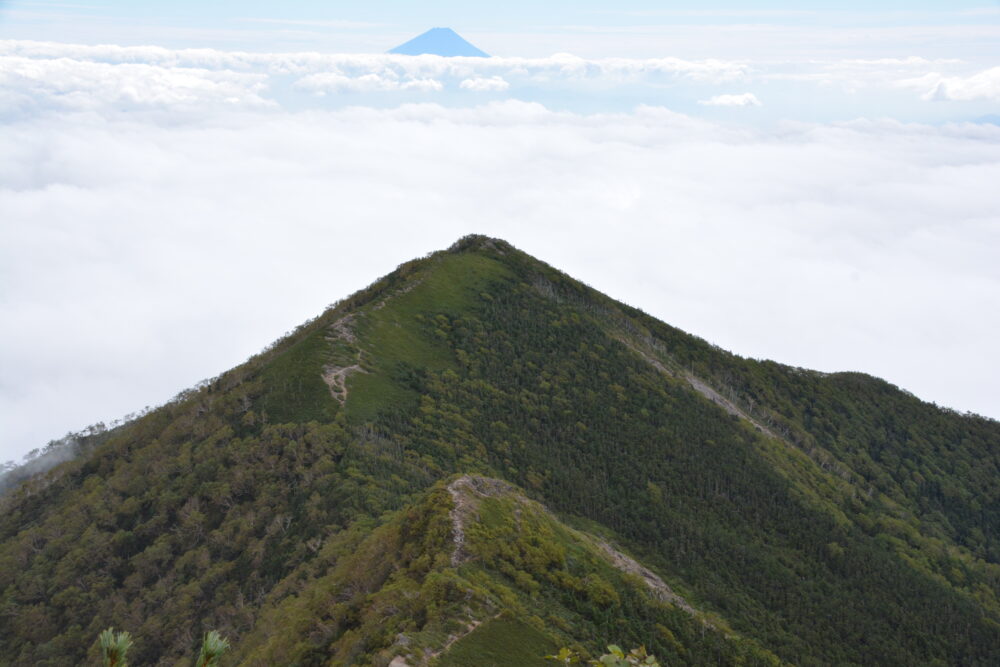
[1,235,998,666]
[435,616,556,667]
[232,475,778,666]
[337,237,1000,664]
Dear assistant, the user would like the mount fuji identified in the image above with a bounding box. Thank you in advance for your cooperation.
[389,27,489,57]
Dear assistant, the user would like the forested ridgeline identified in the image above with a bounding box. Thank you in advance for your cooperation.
[1,235,998,665]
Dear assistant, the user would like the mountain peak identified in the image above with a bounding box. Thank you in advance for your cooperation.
[447,233,511,254]
[4,236,1000,665]
[389,27,489,57]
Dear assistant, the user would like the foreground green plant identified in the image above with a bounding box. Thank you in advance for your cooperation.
[98,628,133,667]
[196,630,231,667]
[547,645,660,666]
[94,627,229,666]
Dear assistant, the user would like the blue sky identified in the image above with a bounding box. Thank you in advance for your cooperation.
[6,0,999,24]
[3,0,999,121]
[1,1,999,462]
[4,1,1000,56]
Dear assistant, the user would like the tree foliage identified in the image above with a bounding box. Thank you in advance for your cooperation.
[197,630,230,667]
[98,628,133,667]
[1,236,998,665]
[549,645,661,667]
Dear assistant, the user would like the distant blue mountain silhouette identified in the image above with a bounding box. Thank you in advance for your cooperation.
[389,28,489,57]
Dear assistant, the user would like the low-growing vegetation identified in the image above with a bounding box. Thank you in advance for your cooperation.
[2,236,999,665]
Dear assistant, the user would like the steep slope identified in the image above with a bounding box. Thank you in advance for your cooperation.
[232,475,778,666]
[2,236,999,666]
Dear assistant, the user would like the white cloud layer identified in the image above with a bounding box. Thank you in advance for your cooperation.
[460,76,511,92]
[0,54,272,112]
[295,72,444,93]
[900,66,1000,102]
[698,92,762,107]
[2,97,999,463]
[3,39,999,122]
[0,40,749,108]
[0,39,750,81]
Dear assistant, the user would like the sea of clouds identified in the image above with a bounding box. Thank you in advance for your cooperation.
[3,39,1000,118]
[2,40,999,462]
